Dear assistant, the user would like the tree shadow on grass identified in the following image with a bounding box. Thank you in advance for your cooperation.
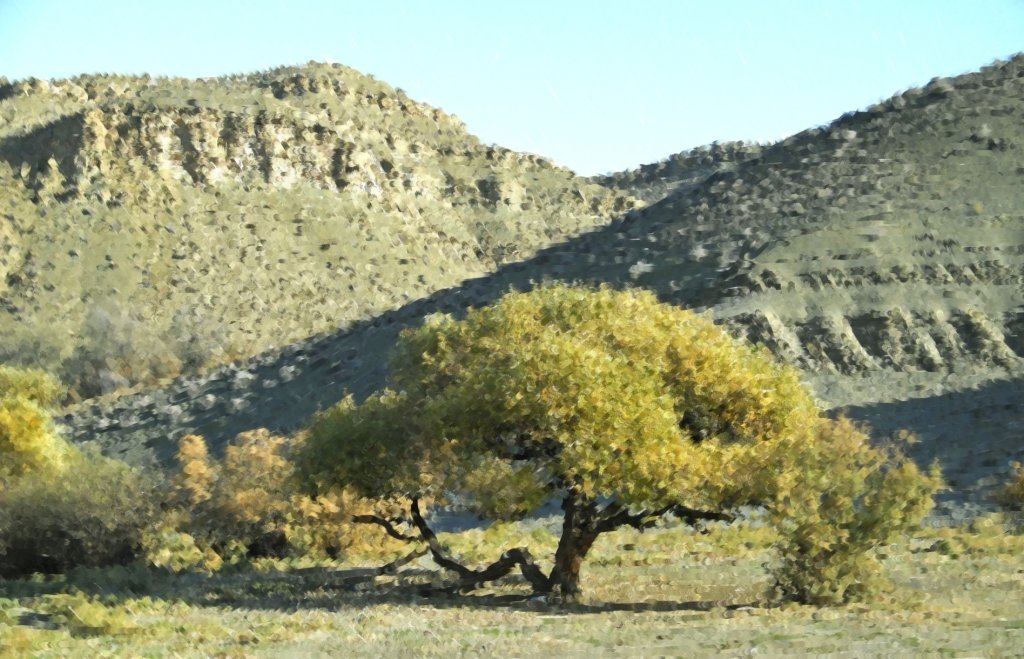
[0,562,766,619]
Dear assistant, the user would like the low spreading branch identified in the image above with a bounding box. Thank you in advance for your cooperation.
[408,496,549,593]
[351,514,420,543]
[374,547,429,575]
[595,502,734,534]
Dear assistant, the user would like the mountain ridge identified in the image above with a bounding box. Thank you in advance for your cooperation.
[0,62,639,399]
[6,54,1024,513]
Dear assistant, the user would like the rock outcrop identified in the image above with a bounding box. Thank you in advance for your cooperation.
[9,55,1024,513]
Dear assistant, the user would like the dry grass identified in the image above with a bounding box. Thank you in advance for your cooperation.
[2,515,1023,657]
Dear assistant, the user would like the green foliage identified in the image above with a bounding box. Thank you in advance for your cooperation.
[0,367,72,480]
[0,447,160,578]
[768,421,943,605]
[297,283,942,602]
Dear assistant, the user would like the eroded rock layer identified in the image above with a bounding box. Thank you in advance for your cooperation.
[0,64,637,398]
[11,55,1024,509]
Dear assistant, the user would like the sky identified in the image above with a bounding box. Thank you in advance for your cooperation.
[1,1,1022,176]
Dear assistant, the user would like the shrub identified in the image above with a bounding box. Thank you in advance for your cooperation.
[768,421,942,605]
[60,304,183,398]
[0,447,160,578]
[165,430,377,563]
[0,367,71,480]
[0,365,66,407]
[993,461,1024,511]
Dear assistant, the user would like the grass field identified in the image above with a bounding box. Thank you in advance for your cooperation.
[2,515,1022,657]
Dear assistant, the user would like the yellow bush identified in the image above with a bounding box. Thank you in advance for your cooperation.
[768,422,942,605]
[0,367,161,578]
[0,365,66,407]
[166,429,396,564]
[0,367,71,480]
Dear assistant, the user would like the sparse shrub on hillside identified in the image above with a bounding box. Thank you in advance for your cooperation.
[296,283,942,604]
[60,304,183,398]
[163,430,394,567]
[57,304,239,399]
[0,446,160,578]
[165,307,236,372]
[993,461,1024,512]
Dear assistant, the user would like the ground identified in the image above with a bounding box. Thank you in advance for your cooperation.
[1,515,1022,657]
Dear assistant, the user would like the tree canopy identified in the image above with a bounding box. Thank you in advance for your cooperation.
[296,283,941,603]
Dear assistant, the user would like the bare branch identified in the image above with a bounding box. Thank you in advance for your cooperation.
[671,504,735,528]
[374,547,429,575]
[352,514,420,543]
[594,502,734,534]
[408,496,549,593]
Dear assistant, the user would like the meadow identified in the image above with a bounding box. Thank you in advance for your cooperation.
[2,514,1022,657]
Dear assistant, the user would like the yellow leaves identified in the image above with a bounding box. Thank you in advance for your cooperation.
[767,415,944,605]
[0,369,74,481]
[167,429,358,561]
[0,366,65,409]
[174,434,215,506]
[301,283,943,603]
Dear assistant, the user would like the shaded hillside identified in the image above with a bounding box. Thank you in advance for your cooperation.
[60,54,1024,512]
[589,140,764,204]
[0,63,638,399]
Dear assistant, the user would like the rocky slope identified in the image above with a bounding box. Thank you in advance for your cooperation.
[17,54,1024,513]
[589,140,764,204]
[0,64,638,399]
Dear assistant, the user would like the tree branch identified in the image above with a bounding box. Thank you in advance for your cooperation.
[594,502,734,534]
[408,496,549,593]
[352,514,420,543]
[671,504,734,527]
[374,547,429,575]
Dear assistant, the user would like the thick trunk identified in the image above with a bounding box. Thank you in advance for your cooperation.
[548,489,599,599]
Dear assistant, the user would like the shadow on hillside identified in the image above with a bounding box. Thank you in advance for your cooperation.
[839,376,1024,510]
[64,191,727,465]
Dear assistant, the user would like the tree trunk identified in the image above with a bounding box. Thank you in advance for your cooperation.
[548,489,599,600]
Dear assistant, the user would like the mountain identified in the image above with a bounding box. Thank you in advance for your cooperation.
[0,63,638,399]
[589,140,764,204]
[11,54,1024,513]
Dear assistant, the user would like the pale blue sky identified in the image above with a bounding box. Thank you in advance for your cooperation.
[1,1,1022,175]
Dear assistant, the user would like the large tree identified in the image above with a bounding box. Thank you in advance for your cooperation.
[296,284,941,603]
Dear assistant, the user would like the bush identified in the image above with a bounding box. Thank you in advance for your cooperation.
[0,366,65,407]
[0,367,160,578]
[0,448,160,578]
[60,304,183,398]
[768,421,942,605]
[56,304,242,400]
[165,430,374,564]
[993,461,1024,511]
[0,367,71,480]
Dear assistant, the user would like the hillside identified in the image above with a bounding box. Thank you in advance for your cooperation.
[0,63,638,399]
[589,140,764,204]
[15,53,1024,512]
